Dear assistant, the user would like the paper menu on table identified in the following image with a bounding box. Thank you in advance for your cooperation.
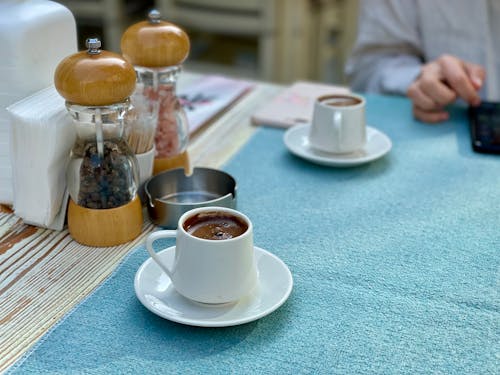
[178,75,254,134]
[251,81,350,128]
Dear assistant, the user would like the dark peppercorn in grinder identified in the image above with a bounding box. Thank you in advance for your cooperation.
[54,38,143,246]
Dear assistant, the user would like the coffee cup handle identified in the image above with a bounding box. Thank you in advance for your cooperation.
[333,111,342,151]
[146,230,177,278]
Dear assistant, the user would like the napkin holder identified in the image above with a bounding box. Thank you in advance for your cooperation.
[7,86,75,230]
[0,0,77,204]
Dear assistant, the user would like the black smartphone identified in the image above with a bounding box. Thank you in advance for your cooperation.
[468,101,500,154]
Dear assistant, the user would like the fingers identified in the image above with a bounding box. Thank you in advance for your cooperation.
[464,61,485,91]
[407,62,455,123]
[408,61,457,107]
[408,86,450,123]
[407,83,436,110]
[407,55,486,123]
[438,55,482,105]
[412,104,449,124]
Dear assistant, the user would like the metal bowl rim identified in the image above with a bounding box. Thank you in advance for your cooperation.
[144,167,237,208]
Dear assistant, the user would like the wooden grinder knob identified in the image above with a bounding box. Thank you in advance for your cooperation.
[54,38,136,106]
[120,9,190,67]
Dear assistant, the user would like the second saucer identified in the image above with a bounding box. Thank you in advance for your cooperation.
[284,124,392,167]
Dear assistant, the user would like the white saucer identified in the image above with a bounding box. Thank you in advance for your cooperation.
[284,124,392,167]
[134,246,293,327]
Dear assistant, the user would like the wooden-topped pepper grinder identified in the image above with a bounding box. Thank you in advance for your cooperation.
[54,38,143,247]
[121,9,191,175]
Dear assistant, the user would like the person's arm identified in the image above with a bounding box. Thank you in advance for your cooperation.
[346,0,486,123]
[345,0,423,95]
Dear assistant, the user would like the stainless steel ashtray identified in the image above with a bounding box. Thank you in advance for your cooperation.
[144,167,237,228]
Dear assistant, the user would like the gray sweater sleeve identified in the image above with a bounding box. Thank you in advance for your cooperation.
[345,0,423,95]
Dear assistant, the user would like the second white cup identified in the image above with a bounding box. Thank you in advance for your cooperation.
[308,93,366,154]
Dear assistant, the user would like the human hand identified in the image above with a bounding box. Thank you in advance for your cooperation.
[407,54,485,123]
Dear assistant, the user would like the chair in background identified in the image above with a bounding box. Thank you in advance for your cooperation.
[154,0,358,84]
[154,0,280,81]
[58,0,358,83]
[307,0,359,84]
[56,0,153,52]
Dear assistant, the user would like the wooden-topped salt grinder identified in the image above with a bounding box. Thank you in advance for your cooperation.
[54,38,143,247]
[121,9,191,175]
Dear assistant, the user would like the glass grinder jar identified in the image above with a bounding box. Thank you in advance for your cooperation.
[54,38,143,247]
[121,10,191,176]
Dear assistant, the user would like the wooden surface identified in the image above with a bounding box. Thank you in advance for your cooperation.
[67,195,143,247]
[121,17,190,67]
[54,48,136,106]
[0,74,282,373]
[152,150,191,176]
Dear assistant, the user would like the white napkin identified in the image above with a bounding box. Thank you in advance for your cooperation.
[1,105,17,203]
[7,86,75,230]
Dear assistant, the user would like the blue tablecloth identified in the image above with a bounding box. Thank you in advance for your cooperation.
[9,95,499,374]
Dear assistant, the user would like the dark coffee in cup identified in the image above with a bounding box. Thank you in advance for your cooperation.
[183,211,248,240]
[320,95,362,107]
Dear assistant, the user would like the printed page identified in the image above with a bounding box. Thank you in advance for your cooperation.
[251,81,350,128]
[178,75,254,134]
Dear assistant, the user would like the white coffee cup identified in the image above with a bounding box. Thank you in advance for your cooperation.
[146,206,258,304]
[308,93,366,154]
